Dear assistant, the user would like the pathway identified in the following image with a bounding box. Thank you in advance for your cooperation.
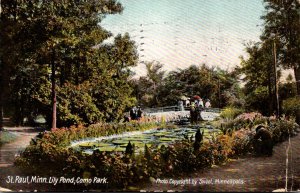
[0,127,39,192]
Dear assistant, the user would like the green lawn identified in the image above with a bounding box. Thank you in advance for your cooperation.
[0,131,17,146]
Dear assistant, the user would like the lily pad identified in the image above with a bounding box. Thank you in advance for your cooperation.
[112,140,129,145]
[153,132,169,137]
[159,137,175,142]
[97,146,118,152]
[79,142,94,147]
[96,143,113,147]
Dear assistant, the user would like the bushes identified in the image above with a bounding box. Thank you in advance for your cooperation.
[220,106,244,120]
[217,112,265,135]
[269,119,299,143]
[231,129,254,156]
[282,96,300,124]
[216,114,299,156]
[34,121,163,148]
[15,133,236,189]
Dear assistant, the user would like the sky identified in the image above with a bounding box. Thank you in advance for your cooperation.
[101,0,266,76]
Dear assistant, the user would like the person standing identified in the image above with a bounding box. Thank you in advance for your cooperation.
[130,106,137,120]
[205,99,211,108]
[199,98,204,108]
[137,106,143,120]
[190,102,196,124]
[178,100,184,111]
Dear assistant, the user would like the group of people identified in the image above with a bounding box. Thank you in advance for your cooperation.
[191,98,211,109]
[124,106,143,122]
[129,106,143,121]
[179,97,211,111]
[188,96,211,124]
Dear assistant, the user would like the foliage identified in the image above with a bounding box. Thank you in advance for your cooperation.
[236,112,263,122]
[43,121,165,147]
[231,129,254,156]
[220,106,245,120]
[282,96,300,124]
[237,0,300,116]
[218,112,265,135]
[0,0,137,127]
[238,41,278,116]
[269,118,299,143]
[15,116,299,190]
[130,61,166,107]
[0,131,17,146]
[57,82,102,127]
[131,64,243,108]
[279,76,297,100]
[261,0,300,95]
[245,86,272,115]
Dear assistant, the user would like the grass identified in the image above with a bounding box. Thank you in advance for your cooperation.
[0,130,17,146]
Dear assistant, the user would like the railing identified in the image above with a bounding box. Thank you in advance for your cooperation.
[143,106,179,113]
[143,106,220,114]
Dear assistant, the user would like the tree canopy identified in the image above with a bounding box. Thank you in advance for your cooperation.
[0,0,138,127]
[261,0,300,95]
[131,63,242,109]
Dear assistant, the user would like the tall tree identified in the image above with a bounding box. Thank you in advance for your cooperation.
[238,40,281,115]
[261,0,300,95]
[0,1,25,126]
[130,61,165,107]
[1,0,138,127]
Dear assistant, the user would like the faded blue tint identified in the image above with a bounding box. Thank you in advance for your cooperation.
[101,0,265,76]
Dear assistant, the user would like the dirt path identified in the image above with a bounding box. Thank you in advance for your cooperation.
[0,127,39,192]
[140,134,300,192]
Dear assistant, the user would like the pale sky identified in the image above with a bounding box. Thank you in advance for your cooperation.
[101,0,266,76]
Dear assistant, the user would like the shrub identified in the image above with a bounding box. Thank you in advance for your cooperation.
[231,129,254,156]
[236,112,263,122]
[282,96,300,124]
[217,112,265,135]
[269,119,299,144]
[220,106,244,120]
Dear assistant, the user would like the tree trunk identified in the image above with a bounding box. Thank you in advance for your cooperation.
[0,66,3,129]
[0,58,10,128]
[51,49,57,129]
[294,65,300,96]
[268,70,273,116]
[0,90,3,129]
[273,40,280,117]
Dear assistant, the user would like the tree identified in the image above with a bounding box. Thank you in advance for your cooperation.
[160,64,240,108]
[131,63,241,108]
[130,61,165,107]
[238,41,280,115]
[1,0,138,127]
[261,0,300,95]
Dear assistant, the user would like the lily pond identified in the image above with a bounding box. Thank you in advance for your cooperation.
[70,125,221,154]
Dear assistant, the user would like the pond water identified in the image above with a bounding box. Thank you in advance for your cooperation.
[70,126,221,154]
